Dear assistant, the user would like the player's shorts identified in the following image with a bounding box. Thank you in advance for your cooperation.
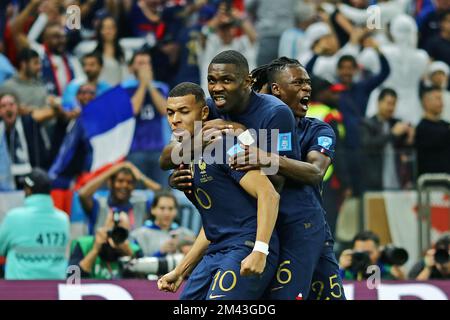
[180,240,279,300]
[308,225,346,300]
[266,209,326,300]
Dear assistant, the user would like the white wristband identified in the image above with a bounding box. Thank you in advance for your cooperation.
[253,241,269,256]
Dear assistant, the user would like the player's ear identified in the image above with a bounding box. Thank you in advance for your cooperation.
[271,83,281,96]
[242,73,252,89]
[201,105,209,121]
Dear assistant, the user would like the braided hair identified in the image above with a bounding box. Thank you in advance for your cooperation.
[250,57,304,93]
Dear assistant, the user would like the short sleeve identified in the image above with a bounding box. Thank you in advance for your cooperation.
[307,122,336,160]
[264,105,299,159]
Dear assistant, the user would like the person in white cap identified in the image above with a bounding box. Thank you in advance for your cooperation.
[424,61,450,122]
[299,17,363,83]
[363,14,430,126]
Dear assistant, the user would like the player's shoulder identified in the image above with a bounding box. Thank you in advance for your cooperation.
[305,117,333,130]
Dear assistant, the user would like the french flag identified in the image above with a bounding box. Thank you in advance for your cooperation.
[81,86,135,172]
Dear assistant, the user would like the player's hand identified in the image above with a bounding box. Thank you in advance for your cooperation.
[240,251,267,276]
[203,119,241,135]
[339,249,353,269]
[158,269,184,293]
[169,164,193,194]
[137,63,152,84]
[229,145,275,171]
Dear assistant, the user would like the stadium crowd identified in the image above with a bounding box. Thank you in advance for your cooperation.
[0,0,449,285]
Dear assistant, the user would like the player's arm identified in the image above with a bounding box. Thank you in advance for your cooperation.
[158,228,210,293]
[239,170,280,276]
[278,151,331,185]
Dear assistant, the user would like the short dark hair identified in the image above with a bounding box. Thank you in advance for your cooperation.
[338,55,357,68]
[22,168,52,195]
[420,86,441,100]
[352,230,380,247]
[210,50,249,77]
[82,52,103,66]
[378,87,397,101]
[169,82,206,105]
[151,189,178,209]
[110,167,136,184]
[0,90,20,105]
[251,56,304,92]
[129,49,150,66]
[17,48,39,66]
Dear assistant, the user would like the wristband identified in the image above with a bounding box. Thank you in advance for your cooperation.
[253,241,269,255]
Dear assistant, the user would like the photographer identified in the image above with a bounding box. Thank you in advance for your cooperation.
[409,233,450,280]
[339,231,407,280]
[68,212,143,279]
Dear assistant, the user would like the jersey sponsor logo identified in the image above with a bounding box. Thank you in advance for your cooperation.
[277,133,292,152]
[318,136,332,150]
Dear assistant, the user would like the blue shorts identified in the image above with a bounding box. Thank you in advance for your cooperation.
[266,210,326,300]
[180,242,279,300]
[308,225,346,300]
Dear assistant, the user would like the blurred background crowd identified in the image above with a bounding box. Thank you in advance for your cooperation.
[0,0,449,282]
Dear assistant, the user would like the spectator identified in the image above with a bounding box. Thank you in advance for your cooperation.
[335,47,390,196]
[126,0,183,84]
[62,52,111,111]
[0,92,57,186]
[0,168,70,279]
[130,190,195,258]
[29,22,83,97]
[69,211,143,279]
[198,1,257,93]
[0,120,15,191]
[409,233,450,280]
[363,14,429,126]
[92,15,129,86]
[423,61,450,122]
[415,87,450,176]
[360,88,414,191]
[122,50,169,186]
[78,161,161,234]
[307,76,350,238]
[49,83,98,191]
[339,230,406,280]
[278,0,316,59]
[246,0,295,65]
[419,1,450,48]
[1,48,48,111]
[424,10,450,68]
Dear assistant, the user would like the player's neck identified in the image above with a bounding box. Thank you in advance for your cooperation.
[229,89,251,115]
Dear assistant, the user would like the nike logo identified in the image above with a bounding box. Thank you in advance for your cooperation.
[209,294,226,299]
[270,286,284,292]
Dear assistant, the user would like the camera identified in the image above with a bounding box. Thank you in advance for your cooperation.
[380,245,409,266]
[350,251,371,276]
[107,211,129,245]
[435,249,449,264]
[121,253,184,277]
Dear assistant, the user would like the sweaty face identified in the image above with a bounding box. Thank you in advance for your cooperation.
[378,95,397,120]
[272,66,312,118]
[152,196,178,229]
[353,240,380,265]
[167,94,208,141]
[111,172,135,203]
[207,63,251,114]
[0,95,19,127]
